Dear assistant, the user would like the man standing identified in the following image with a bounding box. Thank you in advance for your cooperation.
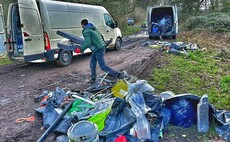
[79,19,124,86]
[159,17,167,39]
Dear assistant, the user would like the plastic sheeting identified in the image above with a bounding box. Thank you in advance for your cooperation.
[215,125,230,141]
[99,98,136,139]
[166,98,197,128]
[127,80,153,140]
[49,87,68,107]
[143,92,163,114]
[162,93,230,141]
[42,101,75,133]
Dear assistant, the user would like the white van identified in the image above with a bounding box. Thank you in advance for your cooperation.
[147,5,178,39]
[3,0,122,66]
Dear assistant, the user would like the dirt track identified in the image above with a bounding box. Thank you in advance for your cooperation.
[0,32,163,142]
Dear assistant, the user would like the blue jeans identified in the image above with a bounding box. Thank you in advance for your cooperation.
[90,47,119,80]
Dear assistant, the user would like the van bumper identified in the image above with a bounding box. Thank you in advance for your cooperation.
[24,49,59,62]
[148,32,176,37]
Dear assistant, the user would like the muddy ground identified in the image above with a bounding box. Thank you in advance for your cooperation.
[0,32,160,142]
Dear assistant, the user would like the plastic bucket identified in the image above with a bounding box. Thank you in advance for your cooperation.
[67,120,99,142]
[111,80,128,98]
[152,27,158,33]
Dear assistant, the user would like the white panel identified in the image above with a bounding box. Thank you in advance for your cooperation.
[48,11,71,29]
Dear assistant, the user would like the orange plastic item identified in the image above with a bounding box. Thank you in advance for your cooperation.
[15,116,35,123]
[40,95,49,107]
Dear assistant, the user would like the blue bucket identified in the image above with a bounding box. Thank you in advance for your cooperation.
[152,27,158,33]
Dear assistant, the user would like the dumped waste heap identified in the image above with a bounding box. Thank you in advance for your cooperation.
[34,72,230,142]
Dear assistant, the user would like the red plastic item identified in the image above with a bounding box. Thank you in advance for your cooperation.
[115,135,127,142]
[75,48,81,53]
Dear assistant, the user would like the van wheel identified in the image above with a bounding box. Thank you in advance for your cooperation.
[56,49,72,66]
[114,38,122,50]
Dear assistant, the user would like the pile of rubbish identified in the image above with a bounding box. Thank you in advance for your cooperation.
[34,72,230,142]
[144,41,202,55]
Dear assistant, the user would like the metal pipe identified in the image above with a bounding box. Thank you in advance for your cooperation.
[37,101,74,142]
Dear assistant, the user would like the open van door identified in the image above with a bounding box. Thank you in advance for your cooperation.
[18,0,44,60]
[0,4,6,57]
[173,5,178,34]
[146,6,152,32]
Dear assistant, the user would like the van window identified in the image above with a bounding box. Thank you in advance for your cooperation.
[85,13,103,27]
[20,9,42,35]
[48,11,71,29]
[103,14,113,28]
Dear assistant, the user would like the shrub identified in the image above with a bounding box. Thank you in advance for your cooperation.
[181,12,230,33]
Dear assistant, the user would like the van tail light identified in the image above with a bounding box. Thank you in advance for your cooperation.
[23,32,30,37]
[44,32,51,51]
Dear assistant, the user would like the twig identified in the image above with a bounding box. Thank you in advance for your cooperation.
[90,86,111,99]
[38,81,62,90]
[67,73,78,78]
[99,72,109,84]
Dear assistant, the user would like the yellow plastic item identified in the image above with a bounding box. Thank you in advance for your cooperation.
[111,80,128,98]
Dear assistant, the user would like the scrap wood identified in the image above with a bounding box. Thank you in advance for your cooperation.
[67,91,95,105]
[100,91,115,99]
[89,85,111,99]
[99,72,109,84]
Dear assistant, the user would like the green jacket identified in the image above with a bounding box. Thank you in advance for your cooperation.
[81,23,105,52]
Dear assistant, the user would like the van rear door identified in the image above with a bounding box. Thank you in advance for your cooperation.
[18,0,44,59]
[146,6,152,32]
[0,4,6,57]
[173,5,178,34]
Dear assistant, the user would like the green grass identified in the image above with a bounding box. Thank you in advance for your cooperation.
[149,50,230,110]
[162,124,218,142]
[0,56,13,67]
[121,25,142,36]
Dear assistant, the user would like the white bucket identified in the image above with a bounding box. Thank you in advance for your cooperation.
[67,120,99,142]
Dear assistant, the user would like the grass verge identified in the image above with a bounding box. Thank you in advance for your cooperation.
[149,49,230,110]
[0,56,13,67]
[121,25,142,36]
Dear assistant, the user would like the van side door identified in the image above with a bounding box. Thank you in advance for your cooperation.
[0,4,6,56]
[18,0,44,58]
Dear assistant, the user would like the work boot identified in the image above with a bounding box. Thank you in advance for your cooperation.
[87,79,100,90]
[118,71,131,80]
[88,79,97,85]
[118,72,125,79]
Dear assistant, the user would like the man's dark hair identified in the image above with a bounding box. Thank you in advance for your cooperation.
[81,19,88,26]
